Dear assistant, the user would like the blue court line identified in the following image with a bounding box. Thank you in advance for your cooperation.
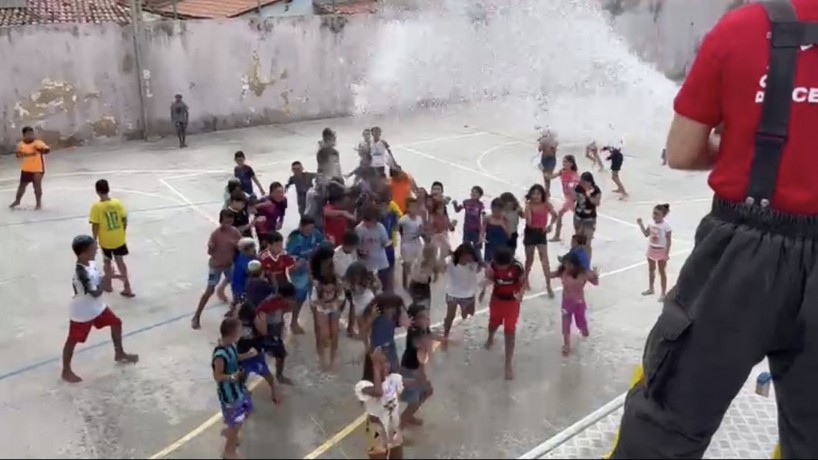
[0,304,219,383]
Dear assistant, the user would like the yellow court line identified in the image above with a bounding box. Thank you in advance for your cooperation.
[149,244,692,460]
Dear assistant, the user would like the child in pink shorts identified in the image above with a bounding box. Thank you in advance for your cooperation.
[637,203,672,301]
[548,155,580,242]
[550,251,599,356]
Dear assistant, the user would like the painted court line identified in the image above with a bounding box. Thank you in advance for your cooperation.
[148,247,692,460]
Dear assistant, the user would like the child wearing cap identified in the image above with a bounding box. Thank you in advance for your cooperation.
[62,235,138,383]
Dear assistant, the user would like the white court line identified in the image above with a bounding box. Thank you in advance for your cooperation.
[150,245,693,460]
[400,131,489,146]
[0,185,186,206]
[630,197,711,206]
[0,168,230,183]
[398,144,644,233]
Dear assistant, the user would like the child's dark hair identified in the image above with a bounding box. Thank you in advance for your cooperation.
[571,233,588,246]
[227,180,242,194]
[71,234,95,256]
[556,251,583,278]
[230,190,246,203]
[490,197,504,211]
[291,160,302,167]
[219,317,242,337]
[362,205,380,223]
[234,150,245,160]
[493,245,514,266]
[22,126,33,134]
[342,229,359,246]
[655,203,670,216]
[345,261,370,284]
[564,154,578,172]
[526,184,547,202]
[431,181,444,191]
[277,281,296,298]
[299,215,316,227]
[268,181,283,193]
[95,179,110,194]
[310,244,336,281]
[580,171,596,186]
[499,192,520,209]
[452,243,479,266]
[407,302,426,321]
[218,209,234,223]
[264,231,283,245]
[405,196,417,208]
[471,185,484,197]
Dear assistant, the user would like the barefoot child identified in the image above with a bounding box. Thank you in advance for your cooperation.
[254,182,287,248]
[260,231,296,289]
[428,197,454,262]
[499,192,523,256]
[356,347,404,460]
[9,126,49,210]
[585,141,604,172]
[233,151,265,198]
[574,172,602,263]
[452,186,485,258]
[229,238,257,317]
[480,246,524,380]
[237,292,281,403]
[312,276,345,371]
[408,245,442,308]
[346,261,382,336]
[193,210,241,330]
[522,184,557,297]
[550,252,599,356]
[482,198,512,263]
[399,304,435,429]
[398,198,425,289]
[442,243,482,346]
[89,179,135,297]
[286,216,326,334]
[63,235,138,383]
[361,293,409,372]
[213,318,255,460]
[601,145,628,199]
[549,155,580,242]
[638,204,672,301]
[334,230,360,336]
[257,281,297,385]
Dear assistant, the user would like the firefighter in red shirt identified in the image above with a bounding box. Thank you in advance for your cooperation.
[480,245,525,381]
[612,1,818,458]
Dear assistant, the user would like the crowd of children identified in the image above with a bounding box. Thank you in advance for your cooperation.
[27,121,672,459]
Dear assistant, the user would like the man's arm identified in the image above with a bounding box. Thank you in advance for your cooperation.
[666,115,719,171]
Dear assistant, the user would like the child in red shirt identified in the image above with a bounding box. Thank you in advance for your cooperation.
[259,231,297,288]
[480,245,525,380]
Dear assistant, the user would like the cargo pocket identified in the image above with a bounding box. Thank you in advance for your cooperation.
[643,296,692,401]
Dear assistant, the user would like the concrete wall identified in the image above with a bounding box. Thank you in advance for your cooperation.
[0,15,375,151]
[0,2,735,151]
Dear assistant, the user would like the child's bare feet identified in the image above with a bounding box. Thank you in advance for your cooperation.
[191,316,201,330]
[546,286,555,299]
[120,290,136,298]
[504,366,514,380]
[291,323,305,335]
[277,374,294,385]
[549,236,560,243]
[641,288,654,296]
[561,344,571,357]
[61,369,83,383]
[658,294,666,303]
[216,290,229,304]
[484,336,494,349]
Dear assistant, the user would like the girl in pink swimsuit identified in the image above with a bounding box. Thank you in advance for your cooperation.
[550,251,599,356]
[549,155,580,242]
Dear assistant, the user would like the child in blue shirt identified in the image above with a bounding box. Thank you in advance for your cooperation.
[230,237,257,317]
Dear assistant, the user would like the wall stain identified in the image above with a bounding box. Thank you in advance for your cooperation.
[13,79,79,122]
[243,51,276,98]
[91,116,118,137]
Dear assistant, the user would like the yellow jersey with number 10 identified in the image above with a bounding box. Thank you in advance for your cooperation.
[89,198,128,249]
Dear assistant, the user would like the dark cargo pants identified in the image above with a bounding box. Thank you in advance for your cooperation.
[611,198,818,459]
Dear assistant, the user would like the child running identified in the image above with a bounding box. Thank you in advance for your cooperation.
[257,282,297,385]
[482,197,512,263]
[452,186,485,258]
[398,197,425,290]
[585,141,605,172]
[213,318,254,460]
[233,151,265,198]
[427,196,454,262]
[254,182,287,248]
[285,216,326,334]
[285,161,317,217]
[361,293,409,372]
[229,238,257,317]
[356,207,392,293]
[399,304,435,429]
[550,252,599,356]
[573,172,602,263]
[237,290,281,403]
[481,246,525,380]
[356,346,405,460]
[638,204,672,301]
[602,145,628,199]
[442,243,482,347]
[523,184,557,297]
[63,235,138,383]
[549,155,580,242]
[537,131,559,194]
[193,209,242,330]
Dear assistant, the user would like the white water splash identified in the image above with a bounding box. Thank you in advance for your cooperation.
[353,0,680,149]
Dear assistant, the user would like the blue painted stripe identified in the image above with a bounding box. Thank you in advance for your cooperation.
[0,304,219,383]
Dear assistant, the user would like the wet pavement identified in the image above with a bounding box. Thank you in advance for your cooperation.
[0,101,711,459]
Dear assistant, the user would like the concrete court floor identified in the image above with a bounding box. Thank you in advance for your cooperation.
[0,103,713,459]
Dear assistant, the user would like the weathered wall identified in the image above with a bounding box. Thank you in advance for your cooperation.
[0,15,375,151]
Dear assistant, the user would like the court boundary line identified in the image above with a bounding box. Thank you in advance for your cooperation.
[147,246,692,460]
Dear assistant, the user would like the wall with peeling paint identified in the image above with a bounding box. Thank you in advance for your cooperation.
[0,23,143,151]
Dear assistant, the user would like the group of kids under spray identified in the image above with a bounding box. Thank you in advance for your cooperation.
[187,128,675,459]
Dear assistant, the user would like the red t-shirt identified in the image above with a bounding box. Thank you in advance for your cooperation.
[259,251,296,285]
[491,261,524,299]
[675,1,818,214]
[258,296,291,315]
[323,204,348,247]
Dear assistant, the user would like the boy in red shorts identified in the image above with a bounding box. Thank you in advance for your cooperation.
[480,245,524,380]
[62,235,138,383]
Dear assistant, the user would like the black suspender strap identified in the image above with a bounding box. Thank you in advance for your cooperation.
[747,0,799,207]
[747,1,818,206]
